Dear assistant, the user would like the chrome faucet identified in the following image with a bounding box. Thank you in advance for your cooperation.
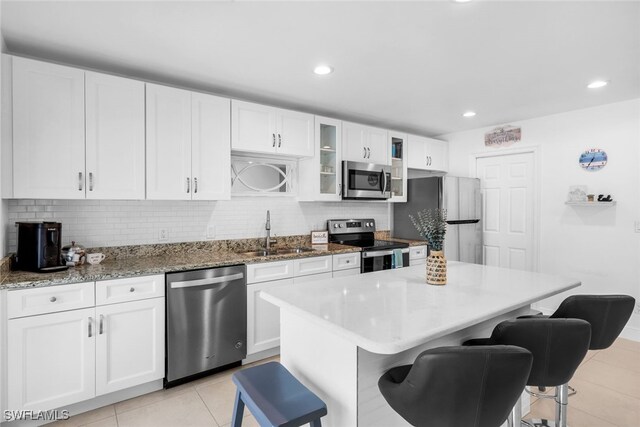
[265,210,277,251]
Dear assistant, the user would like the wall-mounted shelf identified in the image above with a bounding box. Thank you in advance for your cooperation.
[565,201,616,206]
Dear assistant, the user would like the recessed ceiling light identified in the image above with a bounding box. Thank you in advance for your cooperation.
[453,0,473,3]
[463,111,476,117]
[587,80,609,89]
[313,65,333,75]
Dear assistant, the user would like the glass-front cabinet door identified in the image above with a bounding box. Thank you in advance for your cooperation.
[298,116,342,201]
[389,132,408,202]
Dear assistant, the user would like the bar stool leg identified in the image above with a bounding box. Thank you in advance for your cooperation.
[311,419,323,427]
[231,389,245,427]
[555,384,569,427]
[507,397,522,427]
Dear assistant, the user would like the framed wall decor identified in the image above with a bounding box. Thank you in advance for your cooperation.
[579,148,607,171]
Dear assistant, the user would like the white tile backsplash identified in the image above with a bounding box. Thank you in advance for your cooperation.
[6,199,390,252]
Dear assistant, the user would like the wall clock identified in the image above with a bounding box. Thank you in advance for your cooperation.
[579,148,607,171]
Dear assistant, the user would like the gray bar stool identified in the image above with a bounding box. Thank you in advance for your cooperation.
[378,345,533,427]
[464,319,591,427]
[521,295,635,397]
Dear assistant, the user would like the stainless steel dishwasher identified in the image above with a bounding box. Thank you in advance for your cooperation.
[166,265,246,385]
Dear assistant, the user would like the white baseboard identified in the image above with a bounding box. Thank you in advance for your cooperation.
[242,347,280,365]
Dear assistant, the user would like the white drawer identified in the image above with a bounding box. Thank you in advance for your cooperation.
[332,253,361,271]
[247,260,294,284]
[7,282,95,319]
[410,245,428,260]
[96,274,165,306]
[332,268,360,278]
[293,272,333,285]
[410,258,427,266]
[294,256,332,277]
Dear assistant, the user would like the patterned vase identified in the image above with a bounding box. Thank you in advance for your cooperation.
[426,250,447,285]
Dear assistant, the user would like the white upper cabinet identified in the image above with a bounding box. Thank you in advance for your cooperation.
[298,116,342,201]
[146,84,192,200]
[191,92,231,200]
[147,84,231,200]
[12,57,86,199]
[231,100,314,157]
[85,72,145,200]
[342,121,389,165]
[407,134,449,173]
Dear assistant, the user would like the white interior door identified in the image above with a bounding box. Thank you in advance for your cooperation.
[476,152,535,270]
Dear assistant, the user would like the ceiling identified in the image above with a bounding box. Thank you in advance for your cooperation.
[2,1,639,137]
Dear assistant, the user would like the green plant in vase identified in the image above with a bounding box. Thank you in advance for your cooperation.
[409,209,448,285]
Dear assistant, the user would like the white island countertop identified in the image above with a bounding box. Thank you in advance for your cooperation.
[261,262,580,354]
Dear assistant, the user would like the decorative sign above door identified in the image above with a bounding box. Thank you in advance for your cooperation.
[484,125,522,148]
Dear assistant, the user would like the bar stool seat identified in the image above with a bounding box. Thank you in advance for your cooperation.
[231,362,327,427]
[378,345,533,427]
[464,318,592,427]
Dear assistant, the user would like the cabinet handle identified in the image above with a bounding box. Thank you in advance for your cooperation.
[88,317,93,338]
[338,183,342,196]
[363,147,367,158]
[278,134,282,148]
[346,259,350,264]
[50,296,57,302]
[367,147,371,159]
[194,177,198,194]
[186,177,190,193]
[89,172,94,191]
[429,156,432,166]
[99,314,104,335]
[78,172,83,191]
[273,133,276,147]
[130,287,135,292]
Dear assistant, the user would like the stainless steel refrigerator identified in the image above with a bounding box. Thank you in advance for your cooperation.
[393,176,483,264]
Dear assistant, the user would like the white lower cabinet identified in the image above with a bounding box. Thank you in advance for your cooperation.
[246,254,358,357]
[95,298,164,395]
[410,245,428,266]
[8,308,96,411]
[6,277,165,411]
[247,278,293,355]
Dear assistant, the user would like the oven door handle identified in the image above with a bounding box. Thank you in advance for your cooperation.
[362,248,410,258]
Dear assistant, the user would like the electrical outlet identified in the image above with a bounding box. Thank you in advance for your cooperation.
[158,228,168,241]
[206,225,216,240]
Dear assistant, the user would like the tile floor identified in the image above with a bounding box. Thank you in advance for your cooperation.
[48,339,640,427]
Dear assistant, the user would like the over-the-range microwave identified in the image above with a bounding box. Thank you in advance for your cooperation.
[342,161,391,200]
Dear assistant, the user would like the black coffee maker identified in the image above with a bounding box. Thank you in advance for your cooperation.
[16,222,68,272]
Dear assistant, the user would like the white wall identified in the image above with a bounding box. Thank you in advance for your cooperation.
[6,199,390,252]
[441,99,640,338]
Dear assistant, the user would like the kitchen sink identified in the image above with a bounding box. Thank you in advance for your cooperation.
[240,247,316,257]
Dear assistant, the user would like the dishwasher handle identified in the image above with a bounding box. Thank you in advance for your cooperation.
[170,272,245,289]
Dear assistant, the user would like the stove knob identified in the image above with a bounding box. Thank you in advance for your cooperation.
[334,224,339,228]
[338,224,343,228]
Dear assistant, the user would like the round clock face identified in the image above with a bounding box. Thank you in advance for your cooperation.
[579,149,607,171]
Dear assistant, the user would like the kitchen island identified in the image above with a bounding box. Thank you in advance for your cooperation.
[261,261,580,427]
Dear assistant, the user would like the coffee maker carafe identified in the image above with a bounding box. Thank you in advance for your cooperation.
[16,222,68,272]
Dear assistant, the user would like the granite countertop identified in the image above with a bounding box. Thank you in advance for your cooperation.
[1,243,360,291]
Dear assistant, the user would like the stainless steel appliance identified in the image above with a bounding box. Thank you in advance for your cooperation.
[393,176,483,264]
[342,161,391,200]
[15,222,68,272]
[328,219,409,273]
[166,265,247,386]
